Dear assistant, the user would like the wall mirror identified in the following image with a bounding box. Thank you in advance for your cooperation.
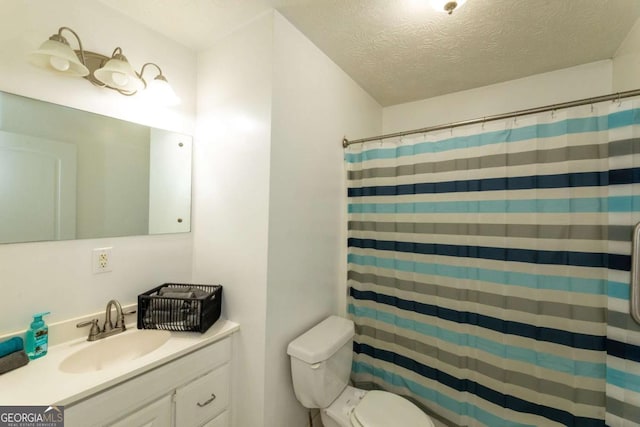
[0,90,192,244]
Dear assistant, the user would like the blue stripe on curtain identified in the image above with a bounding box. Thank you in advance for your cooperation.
[349,196,640,214]
[352,360,536,427]
[606,339,640,363]
[608,281,631,300]
[353,343,607,427]
[349,304,605,377]
[349,253,607,294]
[606,367,640,392]
[347,168,640,197]
[345,108,640,163]
[350,288,606,350]
[348,237,631,270]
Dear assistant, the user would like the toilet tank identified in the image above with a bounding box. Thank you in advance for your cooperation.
[287,316,355,409]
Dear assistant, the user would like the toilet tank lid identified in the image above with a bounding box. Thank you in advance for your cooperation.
[287,316,354,364]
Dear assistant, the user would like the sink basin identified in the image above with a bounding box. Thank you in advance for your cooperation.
[59,330,171,374]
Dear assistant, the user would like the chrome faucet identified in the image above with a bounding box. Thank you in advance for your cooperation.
[77,300,136,341]
[105,299,124,332]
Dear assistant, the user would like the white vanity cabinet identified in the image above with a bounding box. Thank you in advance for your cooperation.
[109,395,173,427]
[174,364,230,426]
[64,336,232,427]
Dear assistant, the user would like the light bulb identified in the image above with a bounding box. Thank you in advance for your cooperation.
[146,77,181,106]
[111,71,129,87]
[49,56,70,72]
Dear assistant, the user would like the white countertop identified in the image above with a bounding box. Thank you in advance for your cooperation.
[0,319,239,406]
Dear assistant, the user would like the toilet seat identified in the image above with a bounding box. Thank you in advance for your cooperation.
[349,390,434,427]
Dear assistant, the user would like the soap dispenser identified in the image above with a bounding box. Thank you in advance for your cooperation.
[25,312,50,360]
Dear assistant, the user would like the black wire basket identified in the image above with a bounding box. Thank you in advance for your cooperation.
[137,283,222,333]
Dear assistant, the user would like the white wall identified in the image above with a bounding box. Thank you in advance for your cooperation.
[193,12,274,427]
[193,10,381,427]
[0,0,196,334]
[383,60,613,133]
[265,12,382,426]
[613,17,640,92]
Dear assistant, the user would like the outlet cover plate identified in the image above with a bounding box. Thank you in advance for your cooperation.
[92,247,113,274]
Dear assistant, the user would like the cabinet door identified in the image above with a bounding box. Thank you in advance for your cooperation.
[108,395,172,427]
[175,364,230,427]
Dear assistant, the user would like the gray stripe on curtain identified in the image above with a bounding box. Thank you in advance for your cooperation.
[348,138,640,180]
[605,396,640,421]
[607,310,640,333]
[349,271,605,323]
[356,324,606,406]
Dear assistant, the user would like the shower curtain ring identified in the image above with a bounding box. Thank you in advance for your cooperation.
[613,92,622,107]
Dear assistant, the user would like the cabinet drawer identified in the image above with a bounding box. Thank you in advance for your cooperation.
[175,364,230,427]
[202,410,229,427]
[108,395,172,427]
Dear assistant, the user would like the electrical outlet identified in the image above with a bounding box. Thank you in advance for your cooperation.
[92,247,113,274]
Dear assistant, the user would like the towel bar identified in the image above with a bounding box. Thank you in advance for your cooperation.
[631,223,640,325]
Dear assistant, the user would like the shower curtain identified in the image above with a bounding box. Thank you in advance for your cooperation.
[346,99,640,427]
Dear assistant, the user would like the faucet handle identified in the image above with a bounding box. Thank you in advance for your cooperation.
[77,319,101,341]
[77,318,99,328]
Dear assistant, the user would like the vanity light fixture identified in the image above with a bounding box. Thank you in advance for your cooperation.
[431,0,468,14]
[28,26,180,105]
[139,63,181,106]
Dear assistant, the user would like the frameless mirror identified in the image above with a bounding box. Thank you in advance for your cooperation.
[0,90,192,244]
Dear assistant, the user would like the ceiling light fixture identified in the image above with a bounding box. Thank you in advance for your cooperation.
[431,0,468,15]
[28,26,180,105]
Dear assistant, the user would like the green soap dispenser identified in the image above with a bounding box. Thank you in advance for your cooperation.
[25,312,50,360]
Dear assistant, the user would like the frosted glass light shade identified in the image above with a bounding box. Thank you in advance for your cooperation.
[146,76,181,106]
[30,27,179,102]
[29,39,89,77]
[94,56,144,93]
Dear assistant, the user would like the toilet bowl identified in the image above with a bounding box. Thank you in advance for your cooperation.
[287,316,434,427]
[321,385,434,427]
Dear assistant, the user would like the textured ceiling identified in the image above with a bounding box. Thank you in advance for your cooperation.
[99,0,640,106]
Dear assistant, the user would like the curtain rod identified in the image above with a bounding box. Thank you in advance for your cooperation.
[342,88,640,148]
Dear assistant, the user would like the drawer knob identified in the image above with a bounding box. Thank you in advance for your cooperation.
[196,393,217,407]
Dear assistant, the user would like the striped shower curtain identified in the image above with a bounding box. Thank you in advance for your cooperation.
[346,99,640,426]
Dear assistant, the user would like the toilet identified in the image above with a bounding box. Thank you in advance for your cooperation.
[287,316,435,427]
